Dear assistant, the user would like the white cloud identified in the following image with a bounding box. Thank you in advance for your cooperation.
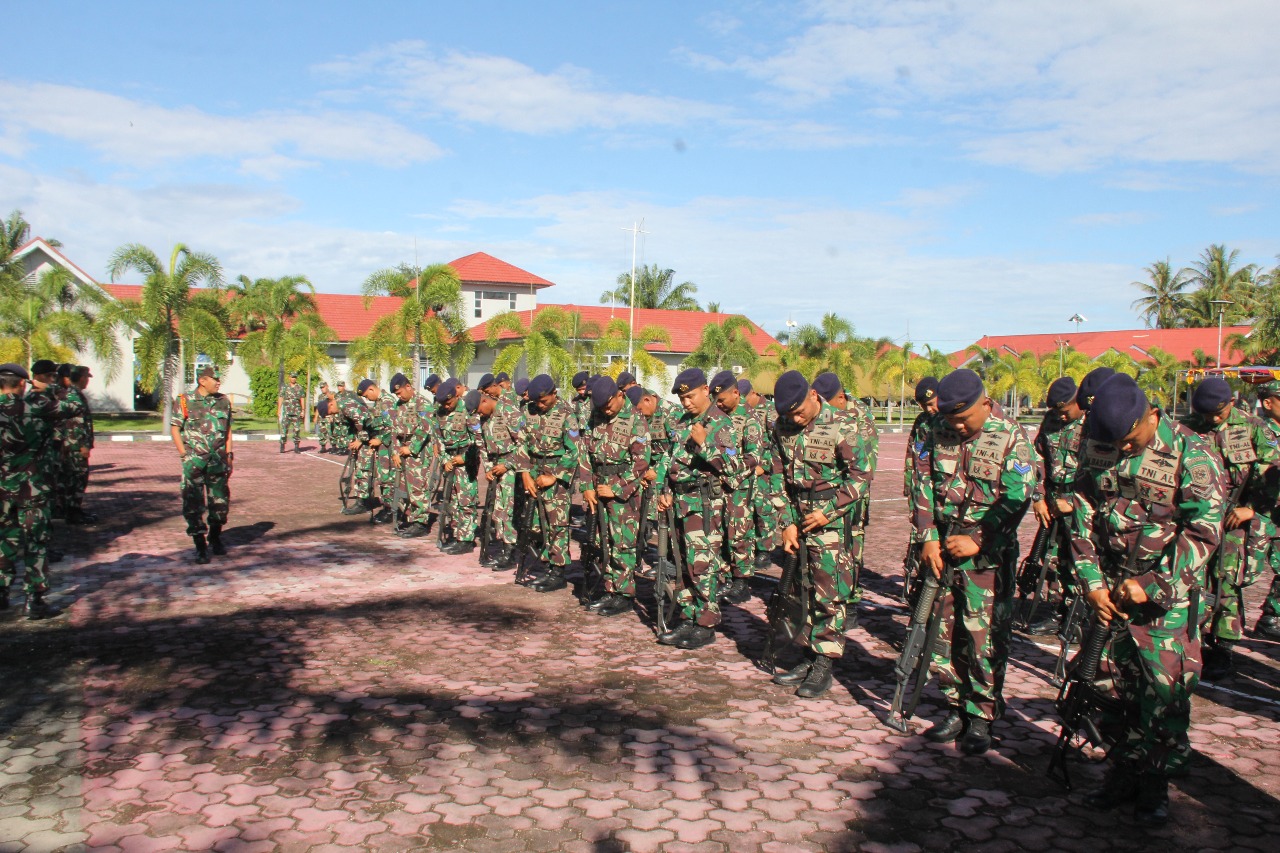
[1068,211,1150,227]
[0,80,444,172]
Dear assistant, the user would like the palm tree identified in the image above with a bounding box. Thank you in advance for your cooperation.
[1130,259,1191,329]
[228,274,318,386]
[685,316,759,374]
[594,318,673,388]
[705,301,722,313]
[1183,244,1258,326]
[0,266,123,373]
[0,209,61,286]
[919,344,956,378]
[281,313,338,429]
[485,307,588,388]
[1135,346,1185,410]
[599,264,700,311]
[107,242,225,428]
[360,262,473,382]
[872,341,933,421]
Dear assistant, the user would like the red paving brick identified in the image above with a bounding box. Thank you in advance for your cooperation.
[1,436,1278,851]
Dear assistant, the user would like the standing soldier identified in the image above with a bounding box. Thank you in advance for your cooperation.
[630,387,671,568]
[904,378,940,498]
[653,368,744,650]
[388,373,433,537]
[513,375,580,592]
[577,377,651,616]
[741,378,781,568]
[431,379,480,554]
[910,369,1035,754]
[1253,380,1280,640]
[469,386,523,567]
[335,379,378,516]
[172,366,233,564]
[1179,377,1278,680]
[60,365,97,525]
[314,381,332,453]
[358,379,397,523]
[767,371,874,697]
[1072,373,1221,823]
[278,372,305,453]
[328,381,352,452]
[710,370,763,605]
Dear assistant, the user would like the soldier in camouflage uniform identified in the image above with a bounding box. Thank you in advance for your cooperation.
[513,375,580,592]
[901,378,940,597]
[629,387,672,572]
[386,373,432,537]
[911,369,1035,755]
[59,365,97,525]
[314,382,333,453]
[278,372,304,453]
[172,366,234,564]
[423,379,479,554]
[351,379,397,523]
[577,377,651,617]
[653,368,745,650]
[767,371,875,697]
[1252,380,1280,640]
[0,362,84,618]
[327,381,352,451]
[710,371,763,606]
[742,379,782,568]
[333,379,378,516]
[1072,373,1222,824]
[470,383,523,568]
[1178,377,1278,680]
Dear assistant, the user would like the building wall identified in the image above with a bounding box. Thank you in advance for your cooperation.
[461,283,539,326]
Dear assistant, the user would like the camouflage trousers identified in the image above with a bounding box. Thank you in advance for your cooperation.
[672,485,726,628]
[181,452,230,536]
[354,445,396,504]
[60,447,91,512]
[0,497,51,594]
[529,477,572,567]
[401,453,436,526]
[1103,598,1201,777]
[1206,524,1268,642]
[330,418,353,448]
[316,415,335,448]
[483,469,517,545]
[1262,538,1280,619]
[722,485,756,581]
[753,473,782,552]
[280,414,303,444]
[932,550,1016,722]
[798,510,855,658]
[597,491,642,597]
[442,463,481,542]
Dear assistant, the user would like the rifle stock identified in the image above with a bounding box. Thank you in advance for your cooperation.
[1014,517,1057,629]
[436,466,457,547]
[763,511,807,674]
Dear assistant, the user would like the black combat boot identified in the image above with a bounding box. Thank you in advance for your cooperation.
[208,523,226,556]
[597,595,634,618]
[1083,759,1140,810]
[294,441,301,453]
[673,624,716,650]
[585,592,616,612]
[754,550,773,570]
[1026,607,1061,636]
[925,709,967,743]
[494,545,516,570]
[279,439,286,453]
[1202,641,1234,681]
[478,541,496,567]
[795,654,834,698]
[370,508,393,525]
[531,565,567,593]
[960,718,992,755]
[1255,614,1280,641]
[773,650,814,686]
[726,577,753,605]
[193,534,210,565]
[446,539,475,556]
[658,621,693,646]
[1134,772,1170,824]
[25,591,63,621]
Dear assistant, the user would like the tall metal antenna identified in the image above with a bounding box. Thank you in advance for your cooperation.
[621,220,648,374]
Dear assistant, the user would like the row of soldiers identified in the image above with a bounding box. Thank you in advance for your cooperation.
[316,366,880,698]
[0,359,97,619]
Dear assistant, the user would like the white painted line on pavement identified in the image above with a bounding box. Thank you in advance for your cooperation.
[149,435,169,441]
[110,435,133,442]
[871,497,907,503]
[301,451,346,467]
[1197,680,1280,710]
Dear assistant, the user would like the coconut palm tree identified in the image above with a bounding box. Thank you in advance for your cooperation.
[0,266,124,373]
[684,316,758,375]
[486,307,591,388]
[359,262,473,382]
[281,313,338,428]
[107,242,225,428]
[1182,244,1258,326]
[228,274,318,385]
[1135,346,1186,411]
[594,318,673,388]
[1130,259,1191,329]
[0,209,61,287]
[599,264,700,311]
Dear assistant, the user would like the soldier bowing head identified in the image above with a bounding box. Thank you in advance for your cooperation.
[528,374,558,412]
[592,376,625,417]
[672,367,711,417]
[812,372,847,409]
[357,378,380,402]
[710,370,741,414]
[773,370,821,428]
[389,373,414,402]
[915,377,940,415]
[1191,377,1234,426]
[1046,376,1082,423]
[434,378,460,411]
[1088,373,1155,456]
[937,369,990,438]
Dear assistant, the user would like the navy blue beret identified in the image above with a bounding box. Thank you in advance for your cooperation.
[495,372,510,384]
[914,377,939,405]
[572,371,589,390]
[478,373,497,390]
[30,359,57,375]
[357,379,375,395]
[1047,376,1077,408]
[515,378,530,396]
[464,389,483,414]
[671,367,706,395]
[709,370,737,395]
[423,373,441,390]
[1077,367,1115,412]
[812,372,842,401]
[56,362,74,378]
[625,385,644,406]
[737,378,752,395]
[0,362,29,379]
[528,374,556,400]
[592,377,620,407]
[774,370,810,415]
[937,369,984,415]
[316,398,330,417]
[1191,377,1233,415]
[616,371,637,387]
[389,372,409,391]
[434,378,458,404]
[1088,374,1149,442]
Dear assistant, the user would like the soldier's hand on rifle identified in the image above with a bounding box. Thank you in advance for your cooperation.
[643,469,657,484]
[1032,499,1052,527]
[689,422,707,446]
[452,455,465,466]
[597,484,615,500]
[921,540,944,577]
[800,509,829,533]
[369,437,382,448]
[348,440,362,452]
[487,463,506,480]
[755,465,765,477]
[1226,506,1254,530]
[522,472,538,496]
[399,445,412,457]
[657,493,672,511]
[781,523,800,554]
[583,489,598,511]
[944,534,980,561]
[1087,588,1127,624]
[535,473,556,490]
[1115,578,1148,608]
[1055,497,1073,516]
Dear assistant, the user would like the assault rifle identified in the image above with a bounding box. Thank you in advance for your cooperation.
[390,458,411,529]
[436,464,457,548]
[580,498,609,604]
[1052,596,1086,686]
[338,451,358,511]
[477,473,499,566]
[1207,478,1249,640]
[763,531,807,675]
[653,494,682,635]
[1014,517,1058,630]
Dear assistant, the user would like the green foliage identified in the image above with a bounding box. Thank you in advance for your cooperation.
[1131,243,1271,329]
[600,264,700,311]
[249,366,280,420]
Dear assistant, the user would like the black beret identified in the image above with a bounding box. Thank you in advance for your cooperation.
[515,378,530,396]
[671,367,706,395]
[389,372,409,391]
[914,377,940,405]
[1088,374,1149,442]
[30,359,57,375]
[709,370,737,395]
[1046,376,1077,409]
[357,379,375,395]
[592,377,620,407]
[616,370,636,387]
[0,362,30,379]
[495,372,510,384]
[812,372,842,401]
[625,385,644,406]
[528,374,556,400]
[56,363,74,378]
[478,373,497,390]
[1191,377,1233,415]
[774,370,810,415]
[937,369,984,415]
[572,371,590,389]
[464,389,483,414]
[434,378,458,404]
[316,398,331,417]
[737,378,752,395]
[423,373,441,390]
[1077,367,1116,412]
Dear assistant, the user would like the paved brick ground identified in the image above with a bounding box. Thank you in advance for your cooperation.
[1,435,1278,852]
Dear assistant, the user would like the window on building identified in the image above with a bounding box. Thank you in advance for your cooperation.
[475,291,517,318]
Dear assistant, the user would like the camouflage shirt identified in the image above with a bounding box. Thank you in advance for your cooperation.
[722,400,766,475]
[576,399,650,502]
[846,398,880,475]
[655,405,744,490]
[770,400,874,528]
[434,406,475,456]
[59,385,94,450]
[477,398,524,466]
[513,397,580,482]
[280,383,304,418]
[1179,405,1280,515]
[904,410,933,498]
[0,390,81,500]
[1032,413,1085,503]
[335,391,372,442]
[174,389,232,458]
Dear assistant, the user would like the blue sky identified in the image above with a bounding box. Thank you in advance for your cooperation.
[3,0,1277,349]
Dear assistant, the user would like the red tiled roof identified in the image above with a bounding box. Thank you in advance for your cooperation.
[310,293,405,340]
[951,326,1253,367]
[469,304,779,355]
[446,252,554,288]
[101,283,144,301]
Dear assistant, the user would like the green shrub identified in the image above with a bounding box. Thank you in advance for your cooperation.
[250,366,280,420]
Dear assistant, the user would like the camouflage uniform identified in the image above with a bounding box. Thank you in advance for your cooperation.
[477,396,524,546]
[771,401,874,658]
[1260,417,1280,624]
[390,392,434,526]
[1180,405,1279,644]
[1071,412,1222,778]
[58,384,94,515]
[904,409,934,498]
[174,389,233,537]
[841,398,878,601]
[315,392,334,450]
[1032,413,1086,593]
[911,405,1035,722]
[329,390,354,448]
[749,399,782,552]
[431,402,480,542]
[279,382,304,445]
[577,400,650,597]
[721,401,764,584]
[654,406,743,628]
[513,397,580,568]
[334,390,376,499]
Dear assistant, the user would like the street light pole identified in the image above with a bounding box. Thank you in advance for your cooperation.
[1210,299,1234,368]
[621,220,648,375]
